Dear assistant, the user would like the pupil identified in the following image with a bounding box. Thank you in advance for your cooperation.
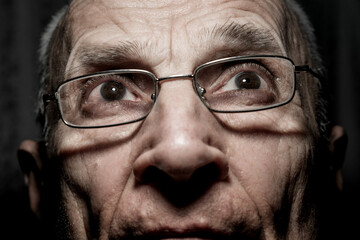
[100,81,126,101]
[235,72,261,89]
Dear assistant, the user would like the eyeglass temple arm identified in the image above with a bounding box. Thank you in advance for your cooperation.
[295,65,322,79]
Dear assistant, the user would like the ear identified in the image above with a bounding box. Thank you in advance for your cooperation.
[328,125,347,191]
[18,140,46,219]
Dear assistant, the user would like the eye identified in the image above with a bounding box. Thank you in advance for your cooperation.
[86,76,137,104]
[220,63,272,92]
[230,71,262,90]
[100,81,127,101]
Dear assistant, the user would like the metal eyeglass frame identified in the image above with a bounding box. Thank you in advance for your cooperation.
[43,55,322,128]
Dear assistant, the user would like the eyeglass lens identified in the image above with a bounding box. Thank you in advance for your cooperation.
[58,72,156,127]
[194,57,295,112]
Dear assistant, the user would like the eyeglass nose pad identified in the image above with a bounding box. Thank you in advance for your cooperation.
[196,83,206,101]
[195,83,206,98]
[151,93,156,101]
[198,86,206,98]
[195,84,211,109]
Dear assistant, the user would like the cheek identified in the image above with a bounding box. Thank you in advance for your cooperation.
[226,133,313,213]
[51,124,139,220]
[60,146,134,214]
[73,150,132,203]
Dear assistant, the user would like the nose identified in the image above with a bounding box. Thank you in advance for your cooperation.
[133,79,229,197]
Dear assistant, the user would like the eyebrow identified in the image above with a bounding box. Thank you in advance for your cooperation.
[203,22,283,58]
[67,41,147,77]
[68,22,283,78]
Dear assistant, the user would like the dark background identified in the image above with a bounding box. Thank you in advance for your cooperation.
[0,0,359,239]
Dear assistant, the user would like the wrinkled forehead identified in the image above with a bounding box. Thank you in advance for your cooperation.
[63,0,291,79]
[66,0,287,51]
[68,0,285,23]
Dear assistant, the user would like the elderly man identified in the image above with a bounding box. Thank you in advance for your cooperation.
[18,0,346,239]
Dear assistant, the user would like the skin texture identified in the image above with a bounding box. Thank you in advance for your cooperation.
[18,0,346,239]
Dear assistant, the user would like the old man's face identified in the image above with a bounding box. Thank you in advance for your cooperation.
[35,0,325,239]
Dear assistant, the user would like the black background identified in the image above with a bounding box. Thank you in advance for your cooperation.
[0,0,359,239]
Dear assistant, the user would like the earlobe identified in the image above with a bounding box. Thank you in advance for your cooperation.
[18,140,46,219]
[328,125,347,191]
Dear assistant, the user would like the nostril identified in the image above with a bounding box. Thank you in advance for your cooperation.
[141,166,170,184]
[137,162,227,207]
[141,162,223,184]
[191,162,222,184]
[139,165,195,183]
[141,162,223,182]
[134,143,229,185]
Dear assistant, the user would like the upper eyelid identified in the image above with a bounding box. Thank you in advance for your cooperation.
[223,61,274,81]
[78,74,137,102]
[206,61,276,92]
[228,61,273,74]
[229,62,277,86]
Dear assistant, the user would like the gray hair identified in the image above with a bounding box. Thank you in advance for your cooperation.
[37,5,69,138]
[36,0,330,139]
[285,0,330,136]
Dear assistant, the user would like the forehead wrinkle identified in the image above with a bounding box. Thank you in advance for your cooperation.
[257,0,299,60]
[70,0,197,28]
[222,0,287,55]
[189,22,284,66]
[180,1,287,65]
[65,0,288,79]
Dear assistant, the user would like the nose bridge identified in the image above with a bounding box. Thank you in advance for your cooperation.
[155,73,198,102]
[133,76,228,183]
[154,77,205,137]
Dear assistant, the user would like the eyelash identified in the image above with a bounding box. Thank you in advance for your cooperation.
[210,61,275,92]
[227,61,273,78]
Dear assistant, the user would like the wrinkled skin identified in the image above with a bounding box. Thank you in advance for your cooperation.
[18,0,346,239]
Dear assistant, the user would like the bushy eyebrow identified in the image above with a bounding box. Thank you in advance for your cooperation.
[69,22,282,77]
[205,22,282,56]
[76,41,144,68]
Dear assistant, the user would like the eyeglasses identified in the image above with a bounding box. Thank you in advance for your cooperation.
[43,55,320,128]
